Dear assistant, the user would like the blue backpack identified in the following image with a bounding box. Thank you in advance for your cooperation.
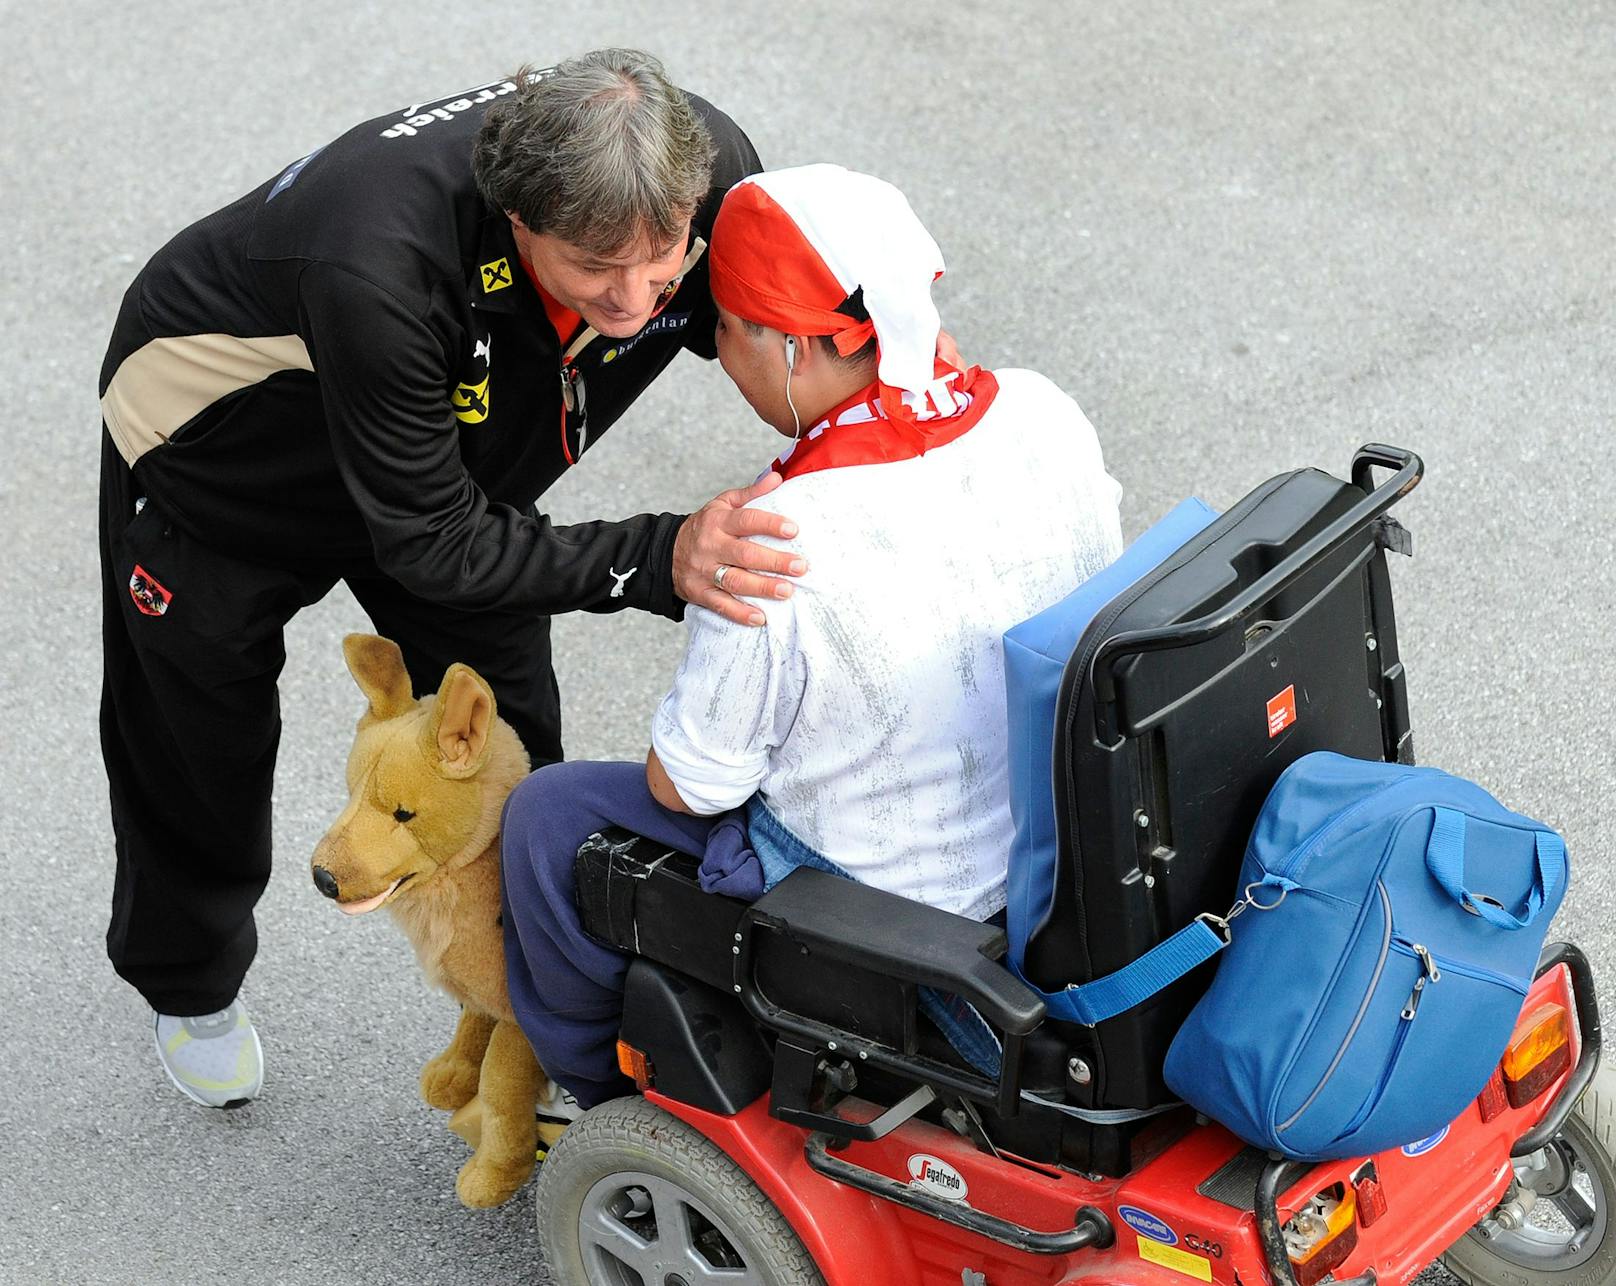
[1162,751,1568,1159]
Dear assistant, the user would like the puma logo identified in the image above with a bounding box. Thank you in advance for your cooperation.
[608,567,637,598]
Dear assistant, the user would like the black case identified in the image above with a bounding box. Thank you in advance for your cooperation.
[1021,462,1414,1110]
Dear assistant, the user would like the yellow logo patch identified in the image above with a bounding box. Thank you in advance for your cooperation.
[479,258,513,293]
[452,374,490,423]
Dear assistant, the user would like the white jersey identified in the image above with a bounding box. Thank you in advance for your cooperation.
[652,367,1124,920]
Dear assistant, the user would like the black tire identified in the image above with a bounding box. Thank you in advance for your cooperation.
[1441,1063,1616,1284]
[534,1096,826,1286]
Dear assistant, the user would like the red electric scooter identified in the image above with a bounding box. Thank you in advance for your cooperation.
[535,445,1607,1286]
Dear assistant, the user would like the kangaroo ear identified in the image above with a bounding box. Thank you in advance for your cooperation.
[343,634,416,721]
[425,663,496,779]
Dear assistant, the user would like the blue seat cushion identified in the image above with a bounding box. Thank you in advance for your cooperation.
[1003,498,1219,983]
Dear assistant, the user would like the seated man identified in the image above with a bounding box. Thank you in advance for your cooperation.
[501,163,1123,1110]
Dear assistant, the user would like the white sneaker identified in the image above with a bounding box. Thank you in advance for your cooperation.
[535,1079,584,1127]
[153,999,264,1108]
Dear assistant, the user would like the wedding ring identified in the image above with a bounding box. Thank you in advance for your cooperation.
[714,564,732,590]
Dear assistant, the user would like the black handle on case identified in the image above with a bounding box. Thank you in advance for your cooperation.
[1091,444,1423,718]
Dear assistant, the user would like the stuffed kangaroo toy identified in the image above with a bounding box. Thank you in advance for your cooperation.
[311,633,562,1208]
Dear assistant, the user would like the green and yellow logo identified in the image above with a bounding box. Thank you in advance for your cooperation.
[452,374,490,423]
[479,258,513,293]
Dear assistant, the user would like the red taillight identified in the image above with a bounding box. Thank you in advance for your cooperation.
[1502,1003,1572,1108]
[1477,1068,1510,1122]
[1354,1175,1388,1228]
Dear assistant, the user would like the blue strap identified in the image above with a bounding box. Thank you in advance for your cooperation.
[1044,919,1228,1027]
[1425,807,1565,931]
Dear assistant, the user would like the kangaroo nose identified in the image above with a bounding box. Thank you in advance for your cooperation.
[312,866,340,900]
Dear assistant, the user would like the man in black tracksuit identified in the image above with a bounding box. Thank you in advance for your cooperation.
[99,52,787,1105]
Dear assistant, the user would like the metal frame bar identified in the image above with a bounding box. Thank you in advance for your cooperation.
[1090,443,1423,732]
[803,1132,1114,1255]
[1511,941,1603,1157]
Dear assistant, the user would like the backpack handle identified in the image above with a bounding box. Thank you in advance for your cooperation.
[1425,807,1565,930]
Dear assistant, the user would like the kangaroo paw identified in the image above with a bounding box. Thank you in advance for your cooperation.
[455,1152,534,1209]
[420,1053,480,1111]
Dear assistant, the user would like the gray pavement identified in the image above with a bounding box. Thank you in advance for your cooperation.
[2,1,1612,1282]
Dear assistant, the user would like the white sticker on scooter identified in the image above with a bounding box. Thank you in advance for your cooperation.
[1402,1125,1450,1156]
[907,1154,969,1202]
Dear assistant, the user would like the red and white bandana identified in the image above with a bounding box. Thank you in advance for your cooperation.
[768,362,1000,480]
[709,164,996,466]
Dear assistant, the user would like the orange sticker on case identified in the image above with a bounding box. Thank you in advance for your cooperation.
[1267,684,1297,737]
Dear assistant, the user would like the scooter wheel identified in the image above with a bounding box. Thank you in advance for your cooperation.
[1441,1063,1616,1283]
[534,1095,825,1286]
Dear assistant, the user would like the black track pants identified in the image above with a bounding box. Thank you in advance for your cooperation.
[99,435,562,1014]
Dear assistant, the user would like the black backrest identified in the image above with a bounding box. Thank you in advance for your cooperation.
[1023,448,1419,1110]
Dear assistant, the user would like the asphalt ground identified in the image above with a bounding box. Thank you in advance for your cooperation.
[2,2,1612,1282]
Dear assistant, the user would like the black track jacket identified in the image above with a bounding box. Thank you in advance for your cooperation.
[100,77,761,620]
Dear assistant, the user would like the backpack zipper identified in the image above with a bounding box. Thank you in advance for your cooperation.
[1277,880,1395,1133]
[1390,938,1528,996]
[1400,944,1441,1019]
[1269,781,1410,884]
[1338,988,1424,1140]
[1336,942,1444,1140]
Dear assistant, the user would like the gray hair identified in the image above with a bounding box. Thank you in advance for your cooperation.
[472,50,717,256]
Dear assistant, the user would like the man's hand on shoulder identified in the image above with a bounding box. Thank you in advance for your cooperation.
[673,472,807,626]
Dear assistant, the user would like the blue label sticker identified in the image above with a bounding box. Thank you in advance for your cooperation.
[266,146,326,203]
[1402,1125,1450,1157]
[1118,1205,1177,1245]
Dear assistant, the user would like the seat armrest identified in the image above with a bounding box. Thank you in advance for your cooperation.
[740,868,1045,1037]
[574,829,749,991]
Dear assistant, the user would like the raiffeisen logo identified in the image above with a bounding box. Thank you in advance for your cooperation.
[907,1154,968,1203]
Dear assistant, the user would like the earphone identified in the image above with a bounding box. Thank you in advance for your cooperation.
[783,336,802,440]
